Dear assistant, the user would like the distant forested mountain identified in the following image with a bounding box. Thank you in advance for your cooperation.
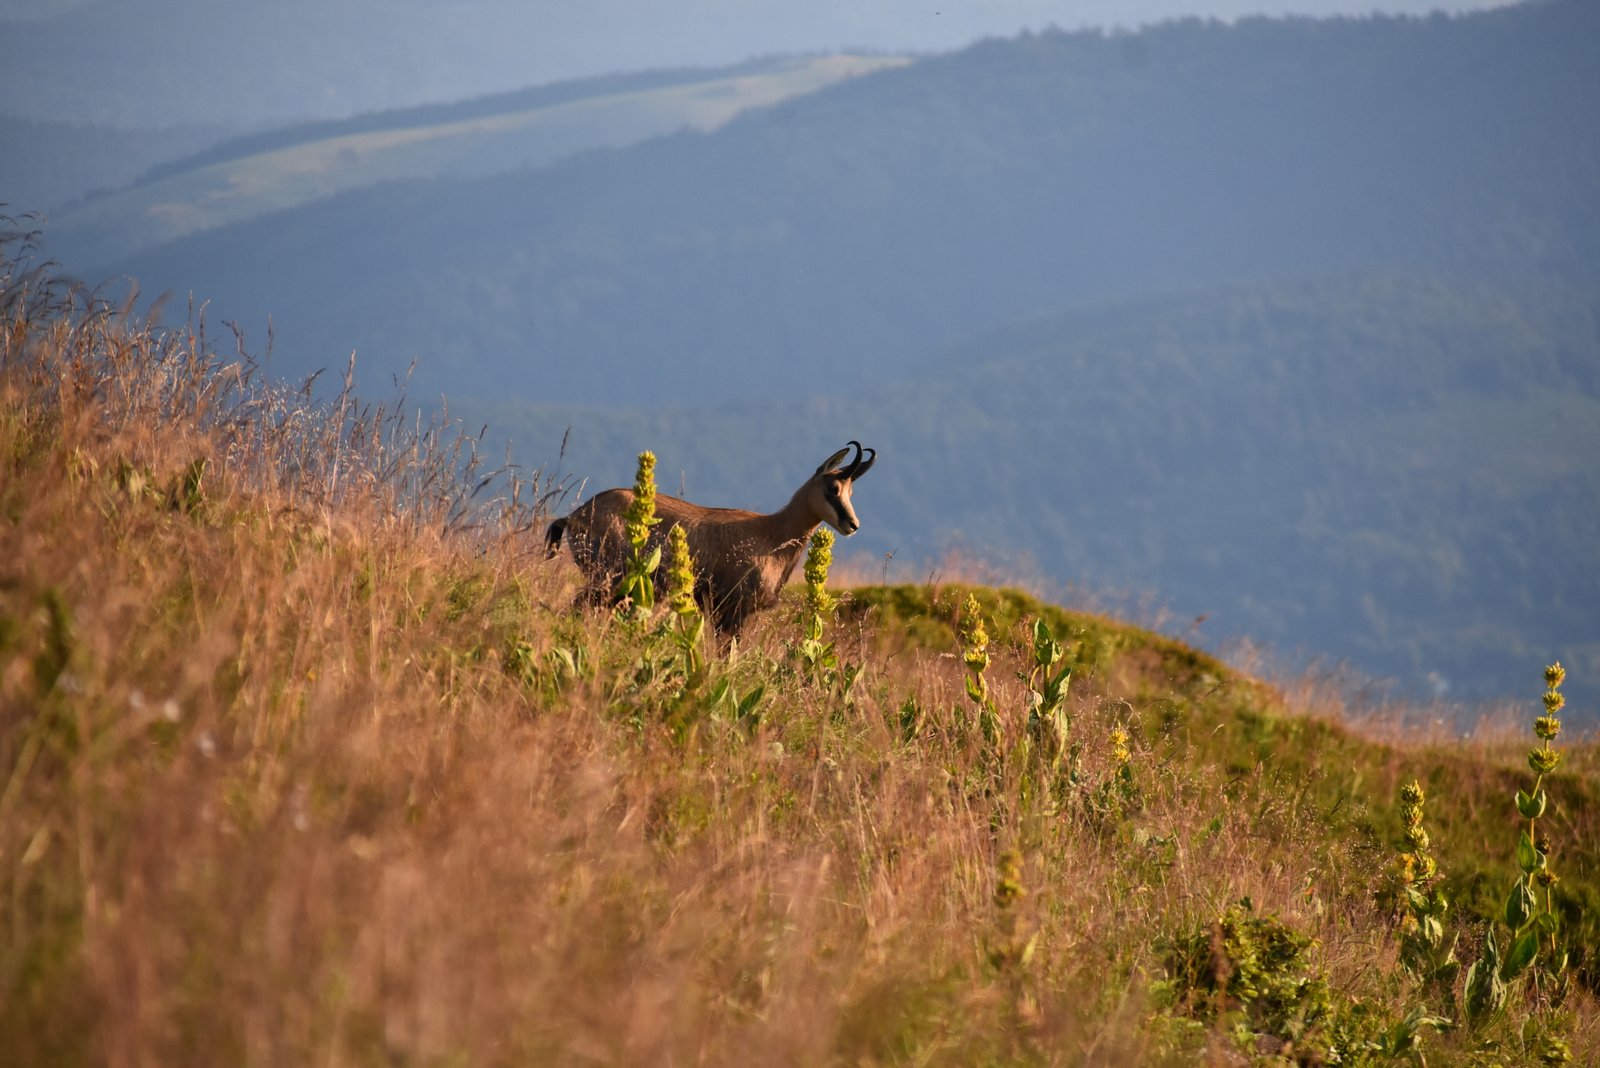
[60,0,1600,709]
[91,1,1600,406]
[1,1,1501,128]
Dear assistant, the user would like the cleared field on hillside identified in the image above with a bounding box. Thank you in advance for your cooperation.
[50,54,907,266]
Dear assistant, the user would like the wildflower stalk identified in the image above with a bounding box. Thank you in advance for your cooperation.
[803,527,836,622]
[1505,663,1570,1000]
[1024,618,1071,768]
[1394,780,1459,1008]
[959,594,1000,750]
[1466,663,1575,1030]
[1110,722,1135,794]
[988,848,1039,1037]
[614,450,662,620]
[1087,719,1140,820]
[663,522,704,681]
[794,528,858,697]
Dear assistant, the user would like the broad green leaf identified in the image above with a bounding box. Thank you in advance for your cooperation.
[1464,929,1507,1026]
[1515,788,1547,819]
[1501,927,1540,980]
[1031,619,1061,668]
[736,684,765,721]
[1516,829,1544,873]
[1505,878,1536,930]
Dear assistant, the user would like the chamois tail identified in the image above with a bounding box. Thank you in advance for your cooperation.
[544,517,568,558]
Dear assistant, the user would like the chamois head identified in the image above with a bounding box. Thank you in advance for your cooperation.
[800,440,876,536]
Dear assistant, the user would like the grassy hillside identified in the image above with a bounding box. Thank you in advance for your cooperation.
[45,55,906,267]
[5,233,1599,1063]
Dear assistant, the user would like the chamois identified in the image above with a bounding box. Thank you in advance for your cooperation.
[545,441,876,636]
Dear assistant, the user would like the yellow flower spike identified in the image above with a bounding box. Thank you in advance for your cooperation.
[994,849,1025,908]
[1110,725,1132,764]
[1544,662,1566,689]
[959,594,990,664]
[622,450,661,549]
[803,528,836,617]
[664,523,698,617]
[1529,747,1562,775]
[615,450,663,616]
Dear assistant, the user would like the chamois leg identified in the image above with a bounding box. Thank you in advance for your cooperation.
[709,595,754,648]
[570,570,616,614]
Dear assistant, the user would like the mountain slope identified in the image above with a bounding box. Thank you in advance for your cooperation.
[44,55,906,267]
[88,0,1600,407]
[0,115,231,216]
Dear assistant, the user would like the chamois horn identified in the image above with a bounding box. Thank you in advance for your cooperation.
[843,442,875,480]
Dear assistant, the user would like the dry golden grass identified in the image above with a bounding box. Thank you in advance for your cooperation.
[3,228,1596,1065]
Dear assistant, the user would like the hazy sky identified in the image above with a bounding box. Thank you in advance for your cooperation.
[0,0,1518,128]
[0,0,1514,23]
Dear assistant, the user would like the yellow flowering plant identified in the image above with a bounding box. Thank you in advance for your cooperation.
[663,522,704,680]
[794,528,859,698]
[614,450,662,620]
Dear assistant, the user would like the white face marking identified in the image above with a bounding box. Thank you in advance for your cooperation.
[826,478,859,534]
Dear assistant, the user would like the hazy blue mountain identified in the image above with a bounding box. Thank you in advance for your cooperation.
[0,116,230,217]
[0,0,1506,128]
[46,0,1600,711]
[88,1,1600,409]
[42,55,906,267]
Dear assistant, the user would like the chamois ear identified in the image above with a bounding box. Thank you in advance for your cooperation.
[815,445,852,476]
